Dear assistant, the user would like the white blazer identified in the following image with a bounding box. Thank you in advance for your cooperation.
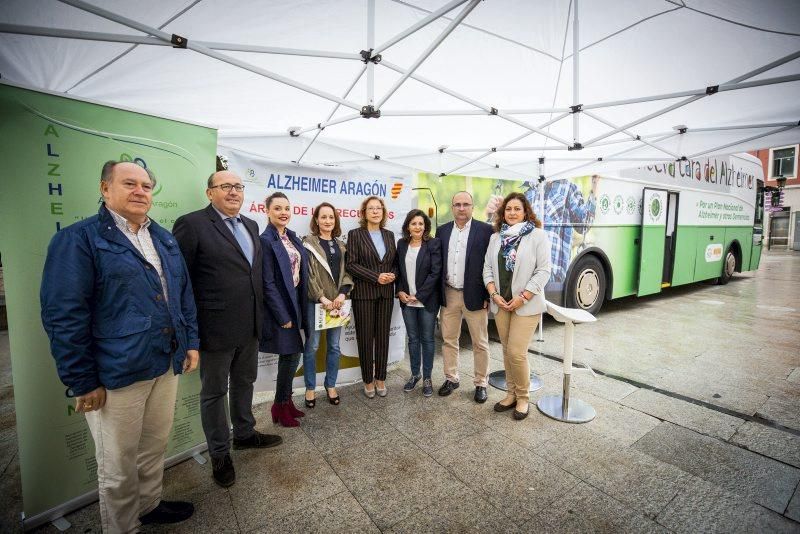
[483,228,552,316]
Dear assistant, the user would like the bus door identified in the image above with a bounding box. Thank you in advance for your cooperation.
[661,192,679,285]
[638,188,669,296]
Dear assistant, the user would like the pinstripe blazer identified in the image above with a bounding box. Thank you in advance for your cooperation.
[345,227,398,301]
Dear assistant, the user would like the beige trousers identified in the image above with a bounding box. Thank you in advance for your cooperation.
[440,286,490,386]
[493,310,540,402]
[85,369,179,533]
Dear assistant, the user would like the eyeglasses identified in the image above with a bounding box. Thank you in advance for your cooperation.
[210,184,245,192]
[452,203,472,209]
[366,206,384,212]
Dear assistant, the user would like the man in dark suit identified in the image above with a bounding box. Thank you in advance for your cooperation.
[437,191,494,403]
[173,170,282,488]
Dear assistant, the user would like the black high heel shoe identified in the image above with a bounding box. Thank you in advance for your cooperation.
[325,386,340,405]
[304,391,316,408]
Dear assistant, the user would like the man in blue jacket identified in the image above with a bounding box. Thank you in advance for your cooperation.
[41,161,200,533]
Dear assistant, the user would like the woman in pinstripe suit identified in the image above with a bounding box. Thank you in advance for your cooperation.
[346,196,398,398]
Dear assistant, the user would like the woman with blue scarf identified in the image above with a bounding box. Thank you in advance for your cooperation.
[482,192,551,420]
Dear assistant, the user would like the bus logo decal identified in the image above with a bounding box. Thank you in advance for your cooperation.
[648,193,663,223]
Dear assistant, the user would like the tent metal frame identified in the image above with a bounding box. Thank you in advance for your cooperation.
[3,0,798,175]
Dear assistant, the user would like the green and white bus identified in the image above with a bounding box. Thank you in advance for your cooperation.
[417,152,765,314]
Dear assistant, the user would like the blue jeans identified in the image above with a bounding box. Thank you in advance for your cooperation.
[275,352,301,403]
[303,302,343,389]
[401,306,436,379]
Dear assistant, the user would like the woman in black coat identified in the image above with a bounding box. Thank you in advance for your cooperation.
[260,192,308,427]
[396,209,442,397]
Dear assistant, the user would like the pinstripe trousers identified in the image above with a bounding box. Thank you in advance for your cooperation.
[352,298,393,382]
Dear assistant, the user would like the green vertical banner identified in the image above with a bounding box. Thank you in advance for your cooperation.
[0,83,217,529]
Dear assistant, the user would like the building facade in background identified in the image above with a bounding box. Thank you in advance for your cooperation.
[750,145,799,250]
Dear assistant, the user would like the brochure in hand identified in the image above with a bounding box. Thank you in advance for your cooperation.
[314,300,352,330]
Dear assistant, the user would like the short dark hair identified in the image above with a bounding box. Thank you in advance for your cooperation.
[207,172,217,188]
[101,160,156,186]
[401,209,432,241]
[310,202,342,238]
[265,191,288,208]
[493,192,542,232]
[358,195,387,229]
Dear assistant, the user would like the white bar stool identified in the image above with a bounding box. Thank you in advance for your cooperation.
[536,301,598,423]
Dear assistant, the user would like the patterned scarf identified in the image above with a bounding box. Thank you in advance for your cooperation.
[500,221,535,271]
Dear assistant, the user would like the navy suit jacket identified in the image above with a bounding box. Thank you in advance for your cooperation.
[173,204,262,352]
[259,224,308,355]
[437,219,493,311]
[396,237,442,314]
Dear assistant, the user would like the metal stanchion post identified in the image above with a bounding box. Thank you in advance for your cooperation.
[536,313,544,342]
[537,302,597,423]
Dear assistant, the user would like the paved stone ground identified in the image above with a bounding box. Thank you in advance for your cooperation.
[0,251,799,533]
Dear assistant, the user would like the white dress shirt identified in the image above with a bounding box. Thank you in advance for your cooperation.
[405,244,424,308]
[446,218,472,289]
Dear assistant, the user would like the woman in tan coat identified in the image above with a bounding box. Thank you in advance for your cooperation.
[302,202,353,407]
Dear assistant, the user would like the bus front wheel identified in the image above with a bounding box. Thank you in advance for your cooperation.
[565,255,606,315]
[717,248,737,285]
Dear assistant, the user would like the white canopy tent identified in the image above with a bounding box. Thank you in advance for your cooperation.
[2,0,799,179]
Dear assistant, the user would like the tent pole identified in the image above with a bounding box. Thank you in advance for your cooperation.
[0,23,363,60]
[446,146,570,153]
[373,0,468,56]
[0,23,160,44]
[376,0,480,109]
[496,112,573,146]
[380,109,571,116]
[583,72,800,110]
[196,43,361,60]
[572,0,580,147]
[441,112,571,174]
[380,60,572,146]
[381,110,491,116]
[688,125,798,159]
[293,113,362,136]
[505,107,572,114]
[583,49,800,146]
[367,0,376,106]
[55,0,363,110]
[296,66,368,163]
[550,132,680,177]
[583,110,679,159]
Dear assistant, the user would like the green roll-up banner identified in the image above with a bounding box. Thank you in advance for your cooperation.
[0,82,217,529]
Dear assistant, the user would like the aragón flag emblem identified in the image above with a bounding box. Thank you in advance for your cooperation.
[391,182,403,199]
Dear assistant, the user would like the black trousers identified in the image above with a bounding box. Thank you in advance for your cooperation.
[352,298,393,382]
[199,336,258,458]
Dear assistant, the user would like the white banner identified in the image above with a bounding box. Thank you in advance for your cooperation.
[220,148,412,391]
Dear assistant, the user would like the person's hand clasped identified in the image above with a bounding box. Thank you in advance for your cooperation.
[377,272,395,285]
[320,297,334,311]
[333,294,346,309]
[76,387,107,413]
[183,349,199,373]
[492,293,508,310]
[506,296,525,312]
